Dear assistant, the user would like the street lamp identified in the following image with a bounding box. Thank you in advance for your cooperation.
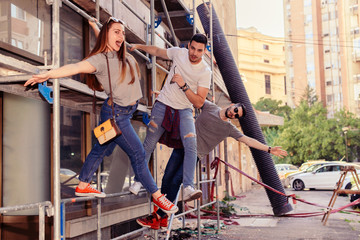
[342,127,349,162]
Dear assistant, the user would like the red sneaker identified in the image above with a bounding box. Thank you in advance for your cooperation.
[136,213,160,230]
[153,194,178,214]
[159,215,168,229]
[75,184,106,198]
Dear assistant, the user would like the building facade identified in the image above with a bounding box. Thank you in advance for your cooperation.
[284,0,360,117]
[237,27,288,105]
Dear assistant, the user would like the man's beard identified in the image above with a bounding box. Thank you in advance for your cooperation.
[189,55,199,63]
[225,107,231,119]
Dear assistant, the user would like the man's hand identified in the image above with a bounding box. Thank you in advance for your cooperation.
[129,44,139,52]
[170,74,185,88]
[270,146,288,158]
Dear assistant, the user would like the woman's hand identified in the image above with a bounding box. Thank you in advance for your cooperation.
[24,72,51,87]
[89,18,100,37]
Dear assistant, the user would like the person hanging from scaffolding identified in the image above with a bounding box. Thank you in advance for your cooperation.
[136,100,288,229]
[24,17,178,215]
[128,34,211,202]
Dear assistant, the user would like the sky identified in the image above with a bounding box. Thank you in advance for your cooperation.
[236,0,285,37]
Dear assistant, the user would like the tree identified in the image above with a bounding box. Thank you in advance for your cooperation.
[301,85,318,107]
[274,101,360,165]
[253,97,292,118]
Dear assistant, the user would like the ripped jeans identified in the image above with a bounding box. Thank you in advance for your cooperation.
[137,101,197,188]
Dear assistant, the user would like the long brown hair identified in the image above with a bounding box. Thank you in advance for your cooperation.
[84,19,140,91]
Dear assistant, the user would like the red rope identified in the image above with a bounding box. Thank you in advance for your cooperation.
[208,157,360,217]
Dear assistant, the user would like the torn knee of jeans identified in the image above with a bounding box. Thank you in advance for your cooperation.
[184,132,196,138]
[148,120,158,133]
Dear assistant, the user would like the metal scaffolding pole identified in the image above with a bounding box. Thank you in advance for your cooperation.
[193,0,196,35]
[160,0,179,46]
[208,1,220,231]
[52,0,61,239]
[150,1,158,239]
[95,1,102,238]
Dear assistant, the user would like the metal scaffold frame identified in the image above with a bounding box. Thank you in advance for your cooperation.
[0,0,220,239]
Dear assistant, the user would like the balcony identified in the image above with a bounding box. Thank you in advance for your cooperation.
[350,5,359,14]
[353,74,360,82]
[352,50,360,61]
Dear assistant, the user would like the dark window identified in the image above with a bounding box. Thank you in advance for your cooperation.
[265,75,271,94]
[263,44,269,50]
[264,59,270,63]
[60,4,84,81]
[284,76,287,95]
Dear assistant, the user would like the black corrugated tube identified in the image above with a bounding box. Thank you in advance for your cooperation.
[197,2,292,215]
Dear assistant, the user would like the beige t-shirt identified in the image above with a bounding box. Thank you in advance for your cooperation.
[156,47,211,109]
[86,52,142,106]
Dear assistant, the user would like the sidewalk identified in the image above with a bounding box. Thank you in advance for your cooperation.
[218,185,360,240]
[142,185,360,239]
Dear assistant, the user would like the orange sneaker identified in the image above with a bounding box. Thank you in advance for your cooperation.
[75,184,106,198]
[136,213,160,230]
[153,194,178,214]
[159,215,168,229]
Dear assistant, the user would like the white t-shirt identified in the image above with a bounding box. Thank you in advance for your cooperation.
[156,47,211,109]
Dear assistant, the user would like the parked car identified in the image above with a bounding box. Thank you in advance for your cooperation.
[283,160,327,182]
[275,164,298,185]
[284,161,330,188]
[289,163,360,191]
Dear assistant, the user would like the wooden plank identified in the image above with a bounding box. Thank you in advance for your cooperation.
[336,189,360,195]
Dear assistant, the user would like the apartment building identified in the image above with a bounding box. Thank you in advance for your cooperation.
[284,0,360,117]
[237,27,288,105]
[0,0,267,239]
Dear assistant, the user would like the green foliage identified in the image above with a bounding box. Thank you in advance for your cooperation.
[301,85,318,106]
[253,87,360,165]
[204,193,238,217]
[253,97,292,118]
[274,100,360,165]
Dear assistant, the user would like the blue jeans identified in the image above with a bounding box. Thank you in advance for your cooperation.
[78,99,158,194]
[157,148,184,217]
[139,101,197,187]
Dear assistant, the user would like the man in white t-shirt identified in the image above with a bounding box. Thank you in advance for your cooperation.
[129,34,211,201]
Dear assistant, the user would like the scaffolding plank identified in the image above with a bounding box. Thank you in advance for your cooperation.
[0,53,39,74]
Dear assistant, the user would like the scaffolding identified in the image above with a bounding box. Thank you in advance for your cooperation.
[0,0,223,239]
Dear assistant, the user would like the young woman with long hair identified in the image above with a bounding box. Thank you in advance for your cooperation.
[24,17,178,214]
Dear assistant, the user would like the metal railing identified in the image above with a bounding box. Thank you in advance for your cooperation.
[0,201,53,240]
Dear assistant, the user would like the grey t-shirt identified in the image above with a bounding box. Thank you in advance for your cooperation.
[196,100,244,158]
[86,52,142,106]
